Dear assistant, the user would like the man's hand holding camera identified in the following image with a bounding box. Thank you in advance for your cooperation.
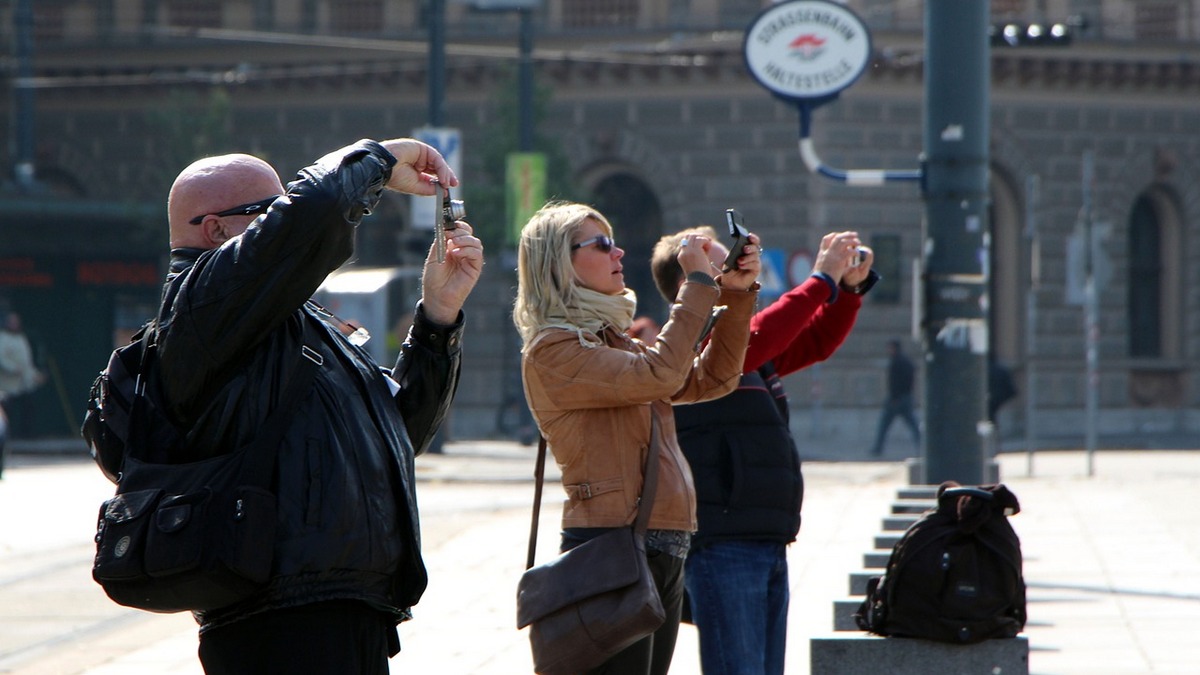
[380,138,484,325]
[381,139,458,196]
[814,231,872,287]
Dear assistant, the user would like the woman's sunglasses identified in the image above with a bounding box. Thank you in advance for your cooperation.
[571,235,615,253]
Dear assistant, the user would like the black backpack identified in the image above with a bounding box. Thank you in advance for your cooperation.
[81,321,183,483]
[854,482,1027,644]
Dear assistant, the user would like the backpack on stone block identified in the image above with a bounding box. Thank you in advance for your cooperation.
[854,482,1026,644]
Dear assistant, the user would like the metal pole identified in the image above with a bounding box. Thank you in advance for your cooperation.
[13,0,36,190]
[428,0,446,127]
[920,0,990,485]
[1082,150,1098,476]
[517,8,534,152]
[1024,174,1040,476]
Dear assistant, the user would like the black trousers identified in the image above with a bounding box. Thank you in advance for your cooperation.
[198,600,399,675]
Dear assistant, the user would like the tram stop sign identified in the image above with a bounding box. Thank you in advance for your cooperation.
[743,0,872,107]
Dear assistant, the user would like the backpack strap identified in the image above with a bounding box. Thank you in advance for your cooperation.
[122,316,322,490]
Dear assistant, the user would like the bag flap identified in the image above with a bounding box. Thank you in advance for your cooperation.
[516,528,642,628]
[103,489,162,524]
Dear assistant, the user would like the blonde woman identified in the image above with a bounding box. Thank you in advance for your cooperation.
[514,201,760,675]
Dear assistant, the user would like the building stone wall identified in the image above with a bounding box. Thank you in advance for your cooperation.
[4,1,1200,446]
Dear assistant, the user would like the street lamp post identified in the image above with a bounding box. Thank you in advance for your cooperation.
[517,8,534,152]
[13,0,37,190]
[428,0,446,127]
[920,0,991,485]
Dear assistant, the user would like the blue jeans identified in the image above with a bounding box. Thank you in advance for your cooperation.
[684,540,789,675]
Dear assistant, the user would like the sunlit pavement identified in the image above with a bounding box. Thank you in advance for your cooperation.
[2,443,1198,674]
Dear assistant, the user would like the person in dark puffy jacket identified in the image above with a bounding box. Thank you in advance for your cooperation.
[652,226,877,675]
[153,138,482,675]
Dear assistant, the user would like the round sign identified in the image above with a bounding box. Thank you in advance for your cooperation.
[743,0,873,103]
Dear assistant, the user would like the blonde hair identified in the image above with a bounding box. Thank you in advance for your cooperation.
[513,201,617,347]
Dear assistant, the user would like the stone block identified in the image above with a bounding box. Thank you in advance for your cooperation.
[896,486,938,500]
[905,458,1001,485]
[874,532,902,550]
[882,515,919,531]
[849,571,877,595]
[863,550,890,568]
[833,599,864,631]
[891,500,934,514]
[810,635,1029,675]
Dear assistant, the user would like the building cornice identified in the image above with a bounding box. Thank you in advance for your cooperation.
[17,41,1200,102]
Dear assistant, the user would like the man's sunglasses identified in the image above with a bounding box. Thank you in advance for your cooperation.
[571,235,615,253]
[188,195,279,225]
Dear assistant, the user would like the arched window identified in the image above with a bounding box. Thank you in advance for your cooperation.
[1128,194,1161,357]
[1127,189,1181,360]
[590,173,665,320]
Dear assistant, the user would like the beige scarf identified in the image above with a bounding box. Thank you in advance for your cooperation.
[543,287,637,347]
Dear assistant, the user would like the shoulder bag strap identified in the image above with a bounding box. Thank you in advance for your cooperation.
[632,409,660,536]
[525,435,548,570]
[525,405,662,570]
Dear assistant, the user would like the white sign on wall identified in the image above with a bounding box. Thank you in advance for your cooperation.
[409,127,462,231]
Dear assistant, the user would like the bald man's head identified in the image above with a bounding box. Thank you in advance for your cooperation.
[167,154,285,249]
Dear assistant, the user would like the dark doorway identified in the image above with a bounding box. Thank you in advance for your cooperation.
[590,173,667,322]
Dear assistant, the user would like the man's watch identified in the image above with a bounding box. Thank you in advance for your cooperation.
[840,269,881,296]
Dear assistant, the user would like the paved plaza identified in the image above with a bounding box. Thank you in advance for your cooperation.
[1,441,1198,674]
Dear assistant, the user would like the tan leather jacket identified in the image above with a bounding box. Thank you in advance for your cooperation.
[522,280,756,532]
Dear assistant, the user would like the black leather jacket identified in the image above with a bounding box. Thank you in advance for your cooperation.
[151,140,462,631]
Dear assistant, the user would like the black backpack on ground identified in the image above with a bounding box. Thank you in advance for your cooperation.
[854,482,1027,644]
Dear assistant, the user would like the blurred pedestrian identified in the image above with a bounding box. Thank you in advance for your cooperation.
[0,310,47,439]
[870,338,921,456]
[988,357,1018,438]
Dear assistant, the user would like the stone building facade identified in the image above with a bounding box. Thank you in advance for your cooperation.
[2,0,1198,447]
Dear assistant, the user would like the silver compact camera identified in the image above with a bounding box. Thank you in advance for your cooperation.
[434,181,466,263]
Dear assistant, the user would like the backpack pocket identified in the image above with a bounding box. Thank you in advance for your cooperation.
[93,489,163,583]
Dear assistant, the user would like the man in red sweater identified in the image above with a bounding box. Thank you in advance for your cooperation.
[651,226,878,675]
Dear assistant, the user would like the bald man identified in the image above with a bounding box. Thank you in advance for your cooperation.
[145,139,482,674]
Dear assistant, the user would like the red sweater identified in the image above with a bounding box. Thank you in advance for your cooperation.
[743,276,862,376]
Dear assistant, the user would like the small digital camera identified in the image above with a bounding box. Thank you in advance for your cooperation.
[434,182,466,263]
[439,183,466,228]
[722,208,751,272]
